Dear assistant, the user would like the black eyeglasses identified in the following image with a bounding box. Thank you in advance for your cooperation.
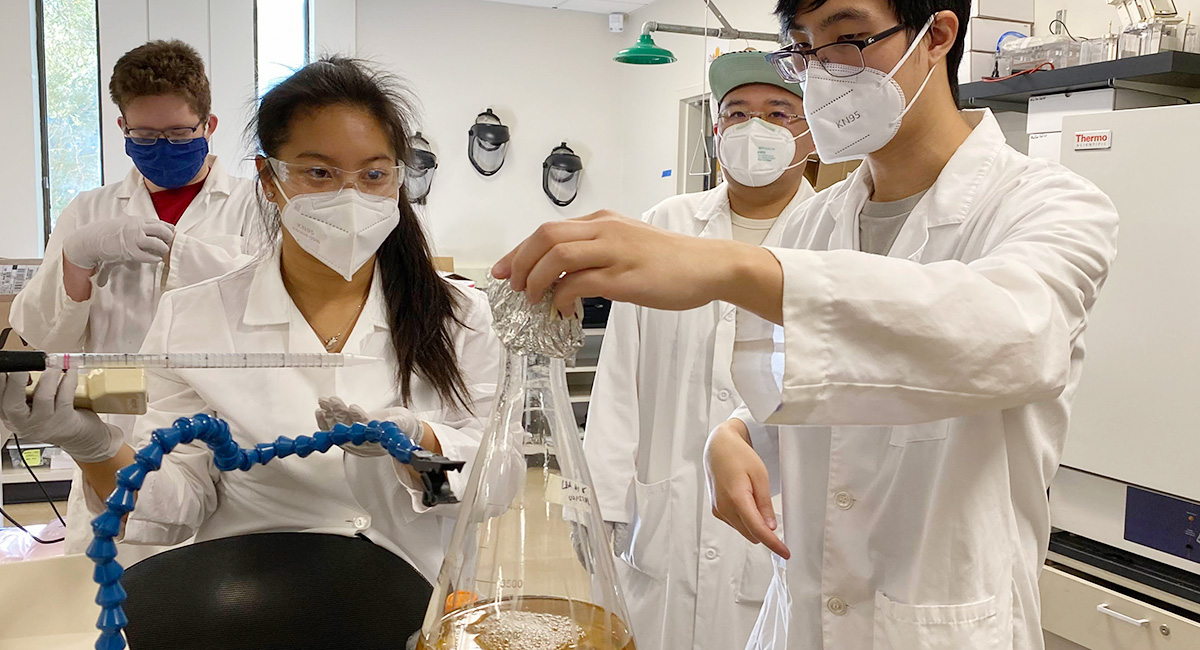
[122,117,208,146]
[766,24,908,81]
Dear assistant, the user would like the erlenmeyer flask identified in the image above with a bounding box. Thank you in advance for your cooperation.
[412,278,636,650]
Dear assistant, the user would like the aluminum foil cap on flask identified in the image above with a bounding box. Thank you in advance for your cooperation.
[411,277,636,650]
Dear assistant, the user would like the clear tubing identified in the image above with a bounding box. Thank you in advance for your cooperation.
[44,352,379,370]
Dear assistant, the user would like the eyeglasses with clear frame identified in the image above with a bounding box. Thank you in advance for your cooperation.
[766,23,908,82]
[122,117,209,145]
[267,157,404,197]
[717,110,807,128]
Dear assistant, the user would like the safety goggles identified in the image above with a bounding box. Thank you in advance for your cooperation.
[267,157,403,197]
[717,110,807,128]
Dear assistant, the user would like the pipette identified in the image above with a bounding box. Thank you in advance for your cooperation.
[0,350,379,372]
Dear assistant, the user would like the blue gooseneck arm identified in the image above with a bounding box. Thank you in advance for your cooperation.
[85,413,465,650]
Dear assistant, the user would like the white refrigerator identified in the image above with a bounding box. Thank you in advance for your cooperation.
[1053,103,1200,588]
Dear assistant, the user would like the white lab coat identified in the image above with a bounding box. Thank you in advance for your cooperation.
[11,156,260,354]
[77,250,500,581]
[730,109,1118,650]
[584,179,816,650]
[9,156,260,555]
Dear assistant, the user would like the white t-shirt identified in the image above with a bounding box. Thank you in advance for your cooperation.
[730,211,778,246]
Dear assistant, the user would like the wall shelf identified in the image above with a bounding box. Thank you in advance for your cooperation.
[960,51,1200,110]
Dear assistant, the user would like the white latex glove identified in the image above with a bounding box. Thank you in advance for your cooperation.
[315,397,424,458]
[0,369,123,464]
[63,218,174,271]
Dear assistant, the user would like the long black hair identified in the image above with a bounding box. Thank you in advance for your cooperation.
[249,57,471,411]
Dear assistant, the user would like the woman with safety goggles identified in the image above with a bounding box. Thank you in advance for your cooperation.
[47,57,500,581]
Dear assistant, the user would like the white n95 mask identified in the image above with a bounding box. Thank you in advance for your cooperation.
[802,16,937,163]
[276,183,401,281]
[717,118,809,188]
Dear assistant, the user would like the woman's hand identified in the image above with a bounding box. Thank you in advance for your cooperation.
[316,397,438,455]
[704,418,789,559]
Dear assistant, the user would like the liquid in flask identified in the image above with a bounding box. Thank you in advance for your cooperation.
[413,278,636,650]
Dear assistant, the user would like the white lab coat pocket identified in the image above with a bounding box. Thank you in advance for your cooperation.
[873,592,999,650]
[735,543,776,604]
[888,420,952,447]
[618,477,672,581]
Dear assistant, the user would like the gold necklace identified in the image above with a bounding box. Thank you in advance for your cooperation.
[322,294,369,352]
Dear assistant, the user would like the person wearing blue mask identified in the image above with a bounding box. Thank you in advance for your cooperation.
[8,39,258,556]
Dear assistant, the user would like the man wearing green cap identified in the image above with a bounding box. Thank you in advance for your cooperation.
[582,51,816,650]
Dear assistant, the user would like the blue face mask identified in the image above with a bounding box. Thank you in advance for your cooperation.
[125,137,209,189]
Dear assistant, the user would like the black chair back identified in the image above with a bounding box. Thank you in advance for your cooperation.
[122,532,433,650]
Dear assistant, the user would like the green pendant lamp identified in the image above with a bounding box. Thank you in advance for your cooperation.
[613,33,677,65]
[613,4,780,66]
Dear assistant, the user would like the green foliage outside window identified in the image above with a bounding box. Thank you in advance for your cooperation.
[42,0,102,230]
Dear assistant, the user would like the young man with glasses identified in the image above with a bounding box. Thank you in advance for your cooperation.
[9,39,257,555]
[583,51,815,650]
[496,0,1119,648]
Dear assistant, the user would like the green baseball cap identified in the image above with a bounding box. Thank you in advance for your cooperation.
[708,51,803,105]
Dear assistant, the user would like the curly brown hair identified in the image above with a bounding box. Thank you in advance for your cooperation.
[109,40,211,117]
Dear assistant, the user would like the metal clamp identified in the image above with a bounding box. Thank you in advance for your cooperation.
[1096,603,1150,627]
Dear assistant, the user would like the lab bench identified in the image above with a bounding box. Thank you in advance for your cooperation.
[1,440,72,503]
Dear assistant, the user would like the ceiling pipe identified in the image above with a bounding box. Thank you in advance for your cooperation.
[640,20,780,43]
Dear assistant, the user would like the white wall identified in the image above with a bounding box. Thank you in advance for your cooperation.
[355,0,627,271]
[0,0,46,258]
[98,0,258,183]
[618,0,782,218]
[311,0,357,56]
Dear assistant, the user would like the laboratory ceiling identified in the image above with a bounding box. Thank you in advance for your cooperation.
[480,0,656,14]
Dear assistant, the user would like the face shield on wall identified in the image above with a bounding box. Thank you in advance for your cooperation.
[542,142,583,207]
[405,132,437,204]
[467,109,511,176]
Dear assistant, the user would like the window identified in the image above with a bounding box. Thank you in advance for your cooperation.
[680,95,718,194]
[36,0,102,238]
[256,0,311,98]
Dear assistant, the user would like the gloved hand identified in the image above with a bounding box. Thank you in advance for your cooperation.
[607,521,631,556]
[315,397,425,458]
[63,218,174,272]
[570,519,597,573]
[0,369,123,464]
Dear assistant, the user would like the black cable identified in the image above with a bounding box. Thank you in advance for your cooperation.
[0,504,64,544]
[1,434,68,544]
[11,435,66,525]
[1049,19,1084,42]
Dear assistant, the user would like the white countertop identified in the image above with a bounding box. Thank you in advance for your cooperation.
[0,554,101,650]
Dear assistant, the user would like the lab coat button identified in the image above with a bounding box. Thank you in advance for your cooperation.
[827,597,848,616]
[724,311,734,322]
[717,389,731,401]
[705,549,718,560]
[353,515,371,530]
[834,491,854,510]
